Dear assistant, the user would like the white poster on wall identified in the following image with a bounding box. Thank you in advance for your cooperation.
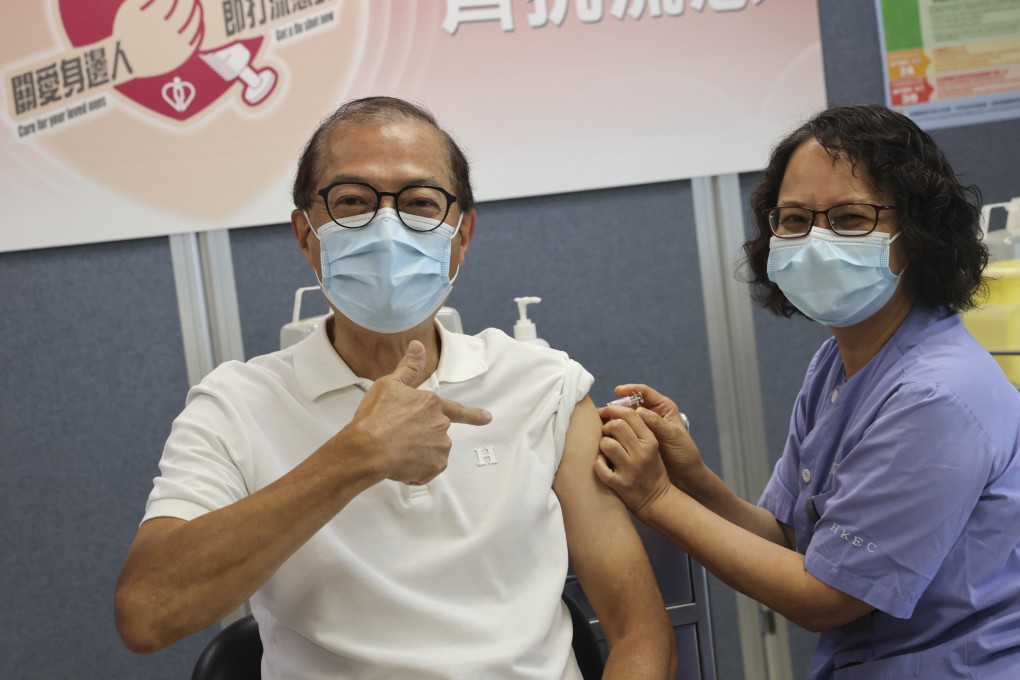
[1,0,826,253]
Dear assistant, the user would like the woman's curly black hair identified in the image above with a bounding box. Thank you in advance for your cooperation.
[744,104,987,317]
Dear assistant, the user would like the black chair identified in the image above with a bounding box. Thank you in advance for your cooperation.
[191,613,262,680]
[561,588,606,680]
[192,592,605,680]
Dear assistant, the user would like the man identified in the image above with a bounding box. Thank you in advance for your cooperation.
[114,96,676,678]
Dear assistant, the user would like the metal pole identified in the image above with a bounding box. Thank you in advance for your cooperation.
[691,175,793,680]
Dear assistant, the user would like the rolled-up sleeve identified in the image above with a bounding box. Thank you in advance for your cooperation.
[143,376,252,523]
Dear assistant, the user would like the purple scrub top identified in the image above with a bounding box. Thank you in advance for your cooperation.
[759,304,1020,679]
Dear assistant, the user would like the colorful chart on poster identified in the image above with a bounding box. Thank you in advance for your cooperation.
[877,0,1020,130]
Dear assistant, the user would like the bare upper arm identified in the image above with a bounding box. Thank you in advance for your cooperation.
[552,396,669,644]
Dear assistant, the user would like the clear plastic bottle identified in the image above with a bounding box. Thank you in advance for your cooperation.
[513,296,550,347]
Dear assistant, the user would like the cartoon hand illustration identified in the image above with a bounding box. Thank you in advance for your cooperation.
[113,0,205,79]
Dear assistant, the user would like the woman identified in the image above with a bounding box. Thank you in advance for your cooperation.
[597,104,1020,678]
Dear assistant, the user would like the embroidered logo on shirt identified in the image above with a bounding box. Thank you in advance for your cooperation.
[474,446,498,466]
[830,522,877,552]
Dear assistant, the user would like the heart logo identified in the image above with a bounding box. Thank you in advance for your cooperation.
[19,0,368,231]
[57,0,274,121]
[161,76,195,112]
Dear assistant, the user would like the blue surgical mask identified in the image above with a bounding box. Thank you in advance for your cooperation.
[305,208,462,333]
[767,227,902,327]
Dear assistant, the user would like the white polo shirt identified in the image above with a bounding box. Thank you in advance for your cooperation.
[145,320,593,679]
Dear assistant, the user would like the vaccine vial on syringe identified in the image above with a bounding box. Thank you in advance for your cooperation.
[607,392,644,408]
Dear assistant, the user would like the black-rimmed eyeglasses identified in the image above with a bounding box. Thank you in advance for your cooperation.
[316,181,458,232]
[765,203,898,239]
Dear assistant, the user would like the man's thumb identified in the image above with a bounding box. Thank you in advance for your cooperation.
[389,340,426,385]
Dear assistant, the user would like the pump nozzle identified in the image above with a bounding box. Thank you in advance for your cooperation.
[513,297,541,341]
[512,296,550,346]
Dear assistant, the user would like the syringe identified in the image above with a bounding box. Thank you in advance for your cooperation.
[606,392,644,408]
[606,391,691,432]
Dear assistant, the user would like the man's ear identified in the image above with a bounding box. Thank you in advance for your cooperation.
[291,209,317,269]
[456,209,477,265]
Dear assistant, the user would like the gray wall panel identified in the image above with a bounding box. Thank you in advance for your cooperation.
[0,238,214,678]
[229,222,324,361]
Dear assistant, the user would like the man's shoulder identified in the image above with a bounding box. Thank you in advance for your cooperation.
[456,328,593,403]
[192,345,301,403]
[460,327,586,382]
[469,327,571,363]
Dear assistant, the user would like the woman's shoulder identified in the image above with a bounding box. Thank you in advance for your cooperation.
[898,311,1016,410]
[888,318,1020,461]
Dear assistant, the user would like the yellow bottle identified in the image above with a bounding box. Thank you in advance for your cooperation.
[961,199,1020,386]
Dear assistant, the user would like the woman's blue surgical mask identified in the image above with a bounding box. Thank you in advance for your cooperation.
[305,207,462,333]
[766,227,902,328]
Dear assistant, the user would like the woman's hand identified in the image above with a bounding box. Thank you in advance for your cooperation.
[603,384,703,487]
[595,405,675,517]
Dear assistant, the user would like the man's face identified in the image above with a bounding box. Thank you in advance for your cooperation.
[293,119,474,281]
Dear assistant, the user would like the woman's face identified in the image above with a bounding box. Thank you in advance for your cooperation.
[778,138,906,275]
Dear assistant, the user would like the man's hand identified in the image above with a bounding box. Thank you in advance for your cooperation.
[347,341,491,485]
[115,341,491,653]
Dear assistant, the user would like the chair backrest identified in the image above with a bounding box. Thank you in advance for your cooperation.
[562,589,606,680]
[190,615,262,680]
[192,592,606,680]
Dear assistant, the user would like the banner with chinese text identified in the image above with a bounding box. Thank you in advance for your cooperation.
[1,0,825,252]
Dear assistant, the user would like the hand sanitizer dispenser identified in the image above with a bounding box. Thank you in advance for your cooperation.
[980,197,1020,263]
[513,296,550,347]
